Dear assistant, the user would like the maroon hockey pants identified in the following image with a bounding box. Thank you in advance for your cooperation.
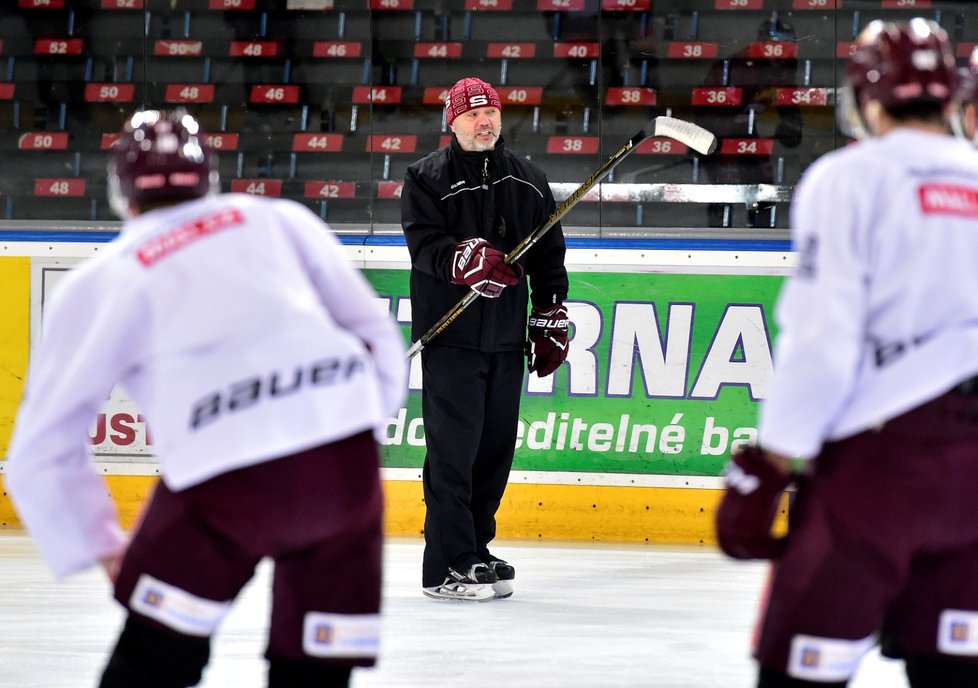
[755,391,978,678]
[113,430,384,666]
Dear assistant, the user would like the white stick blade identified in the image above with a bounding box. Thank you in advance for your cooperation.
[653,116,718,155]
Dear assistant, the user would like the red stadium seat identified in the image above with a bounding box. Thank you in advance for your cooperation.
[718,138,775,157]
[364,134,417,154]
[229,178,283,196]
[302,180,356,200]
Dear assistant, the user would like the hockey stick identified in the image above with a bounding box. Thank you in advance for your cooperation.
[404,116,717,360]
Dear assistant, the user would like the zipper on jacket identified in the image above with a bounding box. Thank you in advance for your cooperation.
[481,156,489,190]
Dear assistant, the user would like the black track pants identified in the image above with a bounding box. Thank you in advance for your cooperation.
[420,346,524,587]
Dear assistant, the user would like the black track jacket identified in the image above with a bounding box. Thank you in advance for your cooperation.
[401,135,568,352]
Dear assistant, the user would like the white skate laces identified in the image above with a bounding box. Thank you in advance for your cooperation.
[422,564,498,602]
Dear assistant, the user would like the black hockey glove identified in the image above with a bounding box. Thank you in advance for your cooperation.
[714,446,792,560]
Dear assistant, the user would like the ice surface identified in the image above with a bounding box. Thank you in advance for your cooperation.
[0,534,908,687]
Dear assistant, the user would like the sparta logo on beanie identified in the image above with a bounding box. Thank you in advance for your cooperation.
[445,77,502,126]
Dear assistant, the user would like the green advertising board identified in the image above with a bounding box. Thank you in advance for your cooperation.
[368,268,785,479]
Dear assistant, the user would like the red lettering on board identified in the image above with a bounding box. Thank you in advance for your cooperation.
[109,413,137,446]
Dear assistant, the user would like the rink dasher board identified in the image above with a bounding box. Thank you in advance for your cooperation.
[0,239,794,543]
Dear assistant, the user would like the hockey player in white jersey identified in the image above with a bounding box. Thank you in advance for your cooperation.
[4,109,407,687]
[714,19,978,688]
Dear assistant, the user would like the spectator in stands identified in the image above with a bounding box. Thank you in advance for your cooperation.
[714,19,978,687]
[401,77,570,602]
[4,109,407,688]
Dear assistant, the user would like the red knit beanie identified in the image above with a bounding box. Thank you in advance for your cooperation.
[445,77,502,126]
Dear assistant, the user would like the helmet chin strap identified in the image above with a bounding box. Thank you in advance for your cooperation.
[967,106,978,146]
[949,103,978,146]
[861,100,885,137]
[107,168,134,220]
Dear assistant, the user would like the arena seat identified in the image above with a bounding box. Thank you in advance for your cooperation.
[502,50,599,93]
[74,7,146,55]
[0,84,19,131]
[0,2,973,230]
[266,8,370,43]
[368,179,406,225]
[4,195,106,222]
[145,55,213,84]
[292,157,372,192]
[464,9,554,42]
[208,58,293,87]
[291,52,371,86]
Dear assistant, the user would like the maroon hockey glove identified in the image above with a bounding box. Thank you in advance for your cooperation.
[526,303,570,377]
[715,446,792,560]
[450,237,522,298]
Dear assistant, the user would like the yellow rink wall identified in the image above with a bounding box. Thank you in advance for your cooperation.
[0,257,30,529]
[1,473,743,545]
[382,480,735,544]
[2,473,787,546]
[0,257,29,460]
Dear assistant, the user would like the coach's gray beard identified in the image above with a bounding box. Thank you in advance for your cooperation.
[466,129,499,151]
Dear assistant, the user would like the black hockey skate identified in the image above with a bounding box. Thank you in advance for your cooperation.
[422,564,497,602]
[484,556,515,599]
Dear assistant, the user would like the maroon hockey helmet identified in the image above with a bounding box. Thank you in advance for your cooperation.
[108,109,218,219]
[839,19,957,138]
[846,18,957,109]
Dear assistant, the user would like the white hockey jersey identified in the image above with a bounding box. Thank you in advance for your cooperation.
[5,193,407,577]
[760,129,978,460]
